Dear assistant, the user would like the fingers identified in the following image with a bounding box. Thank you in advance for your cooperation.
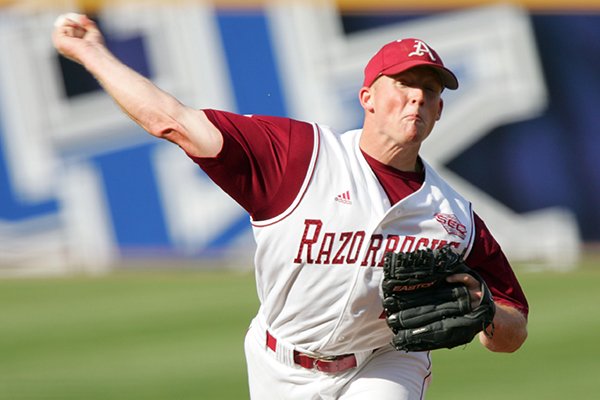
[53,13,102,39]
[446,273,482,308]
[56,25,84,39]
[54,13,88,38]
[52,12,105,64]
[54,12,84,28]
[446,272,477,287]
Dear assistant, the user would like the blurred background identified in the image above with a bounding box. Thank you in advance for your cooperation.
[0,0,598,275]
[0,0,599,399]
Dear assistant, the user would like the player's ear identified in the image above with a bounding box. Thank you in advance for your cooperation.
[359,86,375,112]
[436,98,444,120]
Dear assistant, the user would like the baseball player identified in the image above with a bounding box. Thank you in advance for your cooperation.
[53,14,528,400]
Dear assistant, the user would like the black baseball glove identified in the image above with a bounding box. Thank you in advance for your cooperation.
[382,244,495,352]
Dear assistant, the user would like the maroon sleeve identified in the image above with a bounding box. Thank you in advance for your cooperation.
[466,213,529,318]
[187,109,315,220]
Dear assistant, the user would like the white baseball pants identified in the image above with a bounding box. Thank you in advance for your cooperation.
[244,317,432,400]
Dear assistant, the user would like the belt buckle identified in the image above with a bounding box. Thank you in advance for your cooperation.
[316,355,338,362]
[314,355,352,373]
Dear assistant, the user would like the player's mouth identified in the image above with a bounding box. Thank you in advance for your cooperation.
[403,113,424,124]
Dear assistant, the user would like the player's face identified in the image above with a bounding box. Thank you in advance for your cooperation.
[362,67,444,146]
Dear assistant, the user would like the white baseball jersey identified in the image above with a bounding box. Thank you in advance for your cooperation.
[251,125,475,356]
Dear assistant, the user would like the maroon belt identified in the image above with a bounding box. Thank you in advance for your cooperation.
[266,331,357,373]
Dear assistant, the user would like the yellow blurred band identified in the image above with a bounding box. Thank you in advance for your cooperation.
[2,0,600,12]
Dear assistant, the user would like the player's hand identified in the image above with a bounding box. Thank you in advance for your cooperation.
[52,13,105,65]
[446,273,484,310]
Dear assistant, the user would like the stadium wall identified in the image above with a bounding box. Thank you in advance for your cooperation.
[0,0,597,274]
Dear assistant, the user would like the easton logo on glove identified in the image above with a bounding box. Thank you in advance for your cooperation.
[382,244,496,352]
[392,281,436,292]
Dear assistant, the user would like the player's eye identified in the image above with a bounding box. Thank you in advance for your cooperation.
[423,82,442,94]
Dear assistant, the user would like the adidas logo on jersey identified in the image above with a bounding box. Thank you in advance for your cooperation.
[334,190,352,205]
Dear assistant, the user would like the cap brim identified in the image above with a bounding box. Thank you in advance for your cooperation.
[380,60,459,90]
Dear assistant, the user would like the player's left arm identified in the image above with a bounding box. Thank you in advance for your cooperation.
[459,213,529,353]
[480,302,527,352]
[447,272,528,353]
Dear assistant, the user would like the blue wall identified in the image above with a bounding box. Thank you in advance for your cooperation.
[0,7,597,264]
[343,12,600,241]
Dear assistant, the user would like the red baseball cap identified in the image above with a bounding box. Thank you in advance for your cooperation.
[363,38,458,90]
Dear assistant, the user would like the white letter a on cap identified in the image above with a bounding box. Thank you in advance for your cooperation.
[408,40,437,61]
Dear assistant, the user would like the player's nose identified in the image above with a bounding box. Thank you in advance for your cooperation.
[408,87,426,105]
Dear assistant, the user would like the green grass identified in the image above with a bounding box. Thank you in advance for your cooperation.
[0,270,259,400]
[1,258,599,399]
[428,260,600,400]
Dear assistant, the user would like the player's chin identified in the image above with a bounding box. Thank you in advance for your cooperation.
[398,127,429,145]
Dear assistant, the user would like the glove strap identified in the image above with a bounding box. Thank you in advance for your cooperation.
[483,321,495,338]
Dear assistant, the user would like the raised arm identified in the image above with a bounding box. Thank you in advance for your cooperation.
[51,13,222,157]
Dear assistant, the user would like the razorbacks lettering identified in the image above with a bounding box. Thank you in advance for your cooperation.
[293,219,459,267]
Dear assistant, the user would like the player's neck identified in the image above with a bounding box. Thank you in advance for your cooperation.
[359,129,421,173]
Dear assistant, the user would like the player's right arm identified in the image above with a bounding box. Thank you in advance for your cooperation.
[51,13,221,157]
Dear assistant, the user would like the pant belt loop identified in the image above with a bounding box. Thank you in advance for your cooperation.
[353,348,376,368]
[267,331,296,367]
